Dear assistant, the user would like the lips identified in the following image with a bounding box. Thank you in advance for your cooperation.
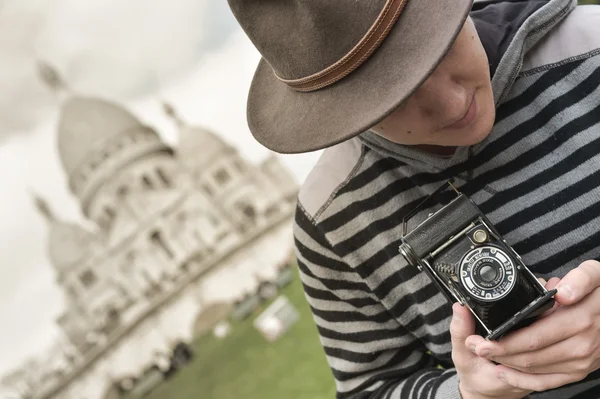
[446,92,478,130]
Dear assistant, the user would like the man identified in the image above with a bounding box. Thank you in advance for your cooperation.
[227,0,600,397]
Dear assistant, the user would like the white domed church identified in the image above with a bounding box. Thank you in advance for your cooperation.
[25,68,298,399]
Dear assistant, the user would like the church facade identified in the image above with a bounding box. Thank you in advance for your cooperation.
[11,91,298,399]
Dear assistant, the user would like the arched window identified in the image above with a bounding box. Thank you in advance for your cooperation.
[79,269,97,288]
[156,168,171,187]
[142,175,153,189]
[106,207,116,218]
[243,205,256,219]
[202,183,213,197]
[214,168,231,185]
[107,307,120,323]
[104,207,116,229]
[237,202,256,223]
[117,186,129,199]
[150,230,174,258]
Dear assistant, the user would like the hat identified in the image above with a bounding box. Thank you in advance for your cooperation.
[228,0,474,153]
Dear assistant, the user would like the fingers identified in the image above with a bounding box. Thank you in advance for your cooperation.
[555,260,600,305]
[541,277,562,317]
[545,277,561,291]
[450,303,475,348]
[465,334,487,356]
[537,277,547,286]
[473,307,580,357]
[496,364,584,392]
[450,304,523,396]
[450,303,477,365]
[489,336,587,374]
[465,277,562,352]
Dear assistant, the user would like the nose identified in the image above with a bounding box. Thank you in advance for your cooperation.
[414,67,470,127]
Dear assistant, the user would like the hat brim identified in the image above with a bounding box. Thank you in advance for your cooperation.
[246,0,474,154]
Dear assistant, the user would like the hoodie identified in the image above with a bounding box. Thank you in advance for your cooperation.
[294,0,600,397]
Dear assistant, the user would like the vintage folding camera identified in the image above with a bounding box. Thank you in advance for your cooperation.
[399,181,557,341]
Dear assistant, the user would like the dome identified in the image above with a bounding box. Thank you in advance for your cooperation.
[162,102,232,166]
[48,222,97,274]
[178,125,232,160]
[57,97,146,177]
[33,194,97,274]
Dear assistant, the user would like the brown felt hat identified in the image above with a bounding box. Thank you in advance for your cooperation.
[228,0,474,154]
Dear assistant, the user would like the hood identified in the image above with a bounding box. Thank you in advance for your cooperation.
[359,0,576,172]
[471,0,549,78]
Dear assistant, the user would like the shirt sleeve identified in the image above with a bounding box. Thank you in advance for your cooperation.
[294,205,462,399]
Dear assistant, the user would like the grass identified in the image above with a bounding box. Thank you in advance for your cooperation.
[142,269,336,399]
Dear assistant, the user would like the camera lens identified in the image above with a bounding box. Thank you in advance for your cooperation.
[459,246,517,302]
[479,265,498,283]
[472,259,504,289]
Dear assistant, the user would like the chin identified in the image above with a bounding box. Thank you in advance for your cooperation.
[462,127,492,146]
[459,105,495,146]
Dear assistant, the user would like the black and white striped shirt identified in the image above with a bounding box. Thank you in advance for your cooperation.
[294,2,600,398]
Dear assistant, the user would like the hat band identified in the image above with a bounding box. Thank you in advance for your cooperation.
[276,0,409,93]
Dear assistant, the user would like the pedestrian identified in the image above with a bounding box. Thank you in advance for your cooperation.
[227,0,600,397]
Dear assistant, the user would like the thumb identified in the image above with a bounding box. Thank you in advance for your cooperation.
[540,277,562,317]
[555,260,600,305]
[450,303,476,354]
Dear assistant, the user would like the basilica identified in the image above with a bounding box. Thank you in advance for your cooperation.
[4,67,298,399]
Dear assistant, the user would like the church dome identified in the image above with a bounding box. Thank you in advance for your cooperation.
[162,103,233,167]
[33,194,97,275]
[57,97,146,177]
[178,125,232,159]
[48,222,97,274]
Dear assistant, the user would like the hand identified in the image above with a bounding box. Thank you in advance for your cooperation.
[467,260,600,392]
[450,303,531,399]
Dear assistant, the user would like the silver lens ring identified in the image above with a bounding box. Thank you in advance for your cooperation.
[459,246,517,302]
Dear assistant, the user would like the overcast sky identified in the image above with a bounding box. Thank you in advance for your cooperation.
[0,0,321,379]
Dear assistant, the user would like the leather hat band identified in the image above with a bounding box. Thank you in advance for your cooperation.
[276,0,409,92]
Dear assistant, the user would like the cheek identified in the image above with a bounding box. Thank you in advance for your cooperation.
[471,48,491,81]
[375,110,425,143]
[374,119,434,145]
[479,86,496,132]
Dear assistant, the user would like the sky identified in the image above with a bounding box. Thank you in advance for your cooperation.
[0,0,321,379]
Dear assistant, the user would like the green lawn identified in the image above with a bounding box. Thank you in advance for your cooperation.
[143,270,336,399]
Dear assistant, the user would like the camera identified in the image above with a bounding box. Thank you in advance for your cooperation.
[399,182,557,340]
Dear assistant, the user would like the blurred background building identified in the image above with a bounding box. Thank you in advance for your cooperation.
[0,66,298,399]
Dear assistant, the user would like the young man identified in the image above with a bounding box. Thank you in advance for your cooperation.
[228,0,600,397]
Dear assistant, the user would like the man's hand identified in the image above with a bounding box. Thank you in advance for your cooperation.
[450,303,531,399]
[466,260,600,392]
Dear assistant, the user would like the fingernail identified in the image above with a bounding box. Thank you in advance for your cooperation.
[453,307,462,322]
[469,345,476,353]
[498,372,506,382]
[481,349,491,357]
[558,284,574,299]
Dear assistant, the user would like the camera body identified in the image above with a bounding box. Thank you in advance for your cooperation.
[399,188,556,340]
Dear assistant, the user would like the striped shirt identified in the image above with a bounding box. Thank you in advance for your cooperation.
[294,2,600,398]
